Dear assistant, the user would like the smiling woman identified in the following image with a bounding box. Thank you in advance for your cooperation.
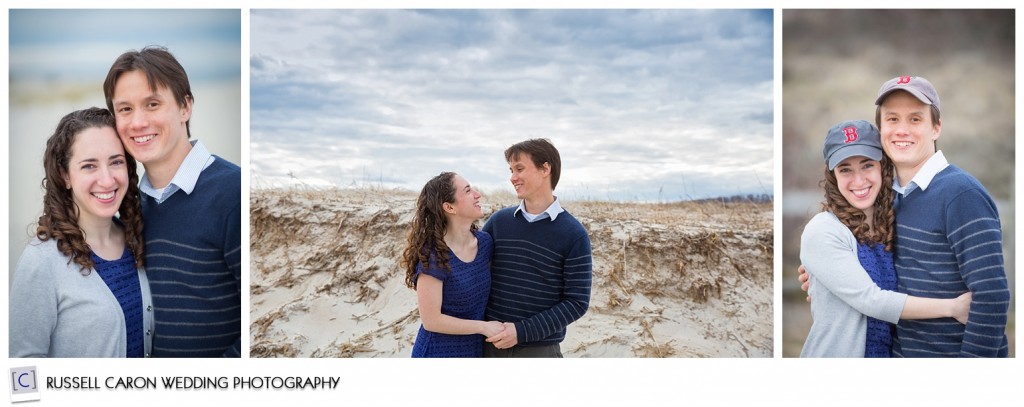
[400,172,497,358]
[65,126,131,239]
[248,9,773,361]
[7,9,242,282]
[781,9,1015,359]
[9,107,154,358]
[799,119,971,358]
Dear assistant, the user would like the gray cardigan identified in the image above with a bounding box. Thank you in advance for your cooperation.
[799,211,907,357]
[9,237,154,357]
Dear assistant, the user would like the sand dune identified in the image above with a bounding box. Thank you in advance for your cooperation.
[250,188,773,357]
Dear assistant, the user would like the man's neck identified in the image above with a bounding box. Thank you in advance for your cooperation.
[145,140,193,189]
[523,192,555,215]
[895,152,935,188]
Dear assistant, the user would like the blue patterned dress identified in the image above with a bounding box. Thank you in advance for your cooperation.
[857,242,898,357]
[92,247,145,358]
[411,231,493,358]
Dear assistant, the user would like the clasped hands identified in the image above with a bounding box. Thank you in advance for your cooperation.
[481,321,518,349]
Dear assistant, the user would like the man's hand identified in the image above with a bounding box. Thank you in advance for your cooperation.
[480,321,505,337]
[485,322,518,349]
[797,264,811,303]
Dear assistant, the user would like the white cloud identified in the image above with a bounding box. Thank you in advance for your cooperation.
[251,9,774,201]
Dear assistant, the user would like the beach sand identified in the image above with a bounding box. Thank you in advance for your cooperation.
[250,188,773,357]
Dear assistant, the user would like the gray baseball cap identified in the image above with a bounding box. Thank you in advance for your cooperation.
[823,119,883,170]
[875,75,941,113]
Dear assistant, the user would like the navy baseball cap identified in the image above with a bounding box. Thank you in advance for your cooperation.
[823,120,883,170]
[875,76,941,113]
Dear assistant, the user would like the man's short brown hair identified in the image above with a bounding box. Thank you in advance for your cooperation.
[504,138,561,190]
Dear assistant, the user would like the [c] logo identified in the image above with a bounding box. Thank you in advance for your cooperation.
[842,126,858,143]
[9,366,40,403]
[897,76,912,85]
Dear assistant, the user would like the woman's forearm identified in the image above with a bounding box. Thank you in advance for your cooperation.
[416,273,497,336]
[900,296,954,319]
[900,292,971,323]
[420,313,488,336]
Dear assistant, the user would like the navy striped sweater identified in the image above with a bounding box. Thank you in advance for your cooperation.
[142,157,242,357]
[482,206,592,346]
[893,165,1009,357]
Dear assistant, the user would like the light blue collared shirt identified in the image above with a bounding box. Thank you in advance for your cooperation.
[513,196,565,223]
[891,150,949,197]
[139,139,216,204]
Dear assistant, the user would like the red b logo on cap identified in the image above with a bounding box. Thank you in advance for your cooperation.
[897,76,912,85]
[843,126,858,143]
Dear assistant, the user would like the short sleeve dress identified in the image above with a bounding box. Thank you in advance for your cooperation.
[411,230,493,358]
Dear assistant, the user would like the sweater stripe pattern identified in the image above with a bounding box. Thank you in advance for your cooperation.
[892,165,1009,357]
[482,206,592,346]
[143,157,242,357]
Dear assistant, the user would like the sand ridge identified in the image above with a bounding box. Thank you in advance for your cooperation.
[250,188,773,357]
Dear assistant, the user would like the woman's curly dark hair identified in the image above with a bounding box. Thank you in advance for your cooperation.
[401,172,478,289]
[820,154,896,251]
[37,107,145,274]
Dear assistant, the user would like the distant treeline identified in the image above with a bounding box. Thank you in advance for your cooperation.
[693,194,773,204]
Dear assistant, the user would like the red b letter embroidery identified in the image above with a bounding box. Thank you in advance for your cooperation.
[897,76,912,85]
[843,126,858,143]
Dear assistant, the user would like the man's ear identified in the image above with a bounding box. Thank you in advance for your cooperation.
[180,95,193,123]
[542,162,551,175]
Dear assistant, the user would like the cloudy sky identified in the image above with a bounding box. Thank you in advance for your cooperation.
[250,9,773,201]
[10,9,240,84]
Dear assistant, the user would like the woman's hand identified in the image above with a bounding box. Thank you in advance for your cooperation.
[797,265,811,302]
[480,320,505,337]
[951,291,972,324]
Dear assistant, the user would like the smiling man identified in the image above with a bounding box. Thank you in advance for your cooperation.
[103,46,241,357]
[871,76,1009,357]
[481,138,592,357]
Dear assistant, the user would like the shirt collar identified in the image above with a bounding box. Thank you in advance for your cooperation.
[139,139,214,201]
[514,196,565,222]
[892,150,948,196]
